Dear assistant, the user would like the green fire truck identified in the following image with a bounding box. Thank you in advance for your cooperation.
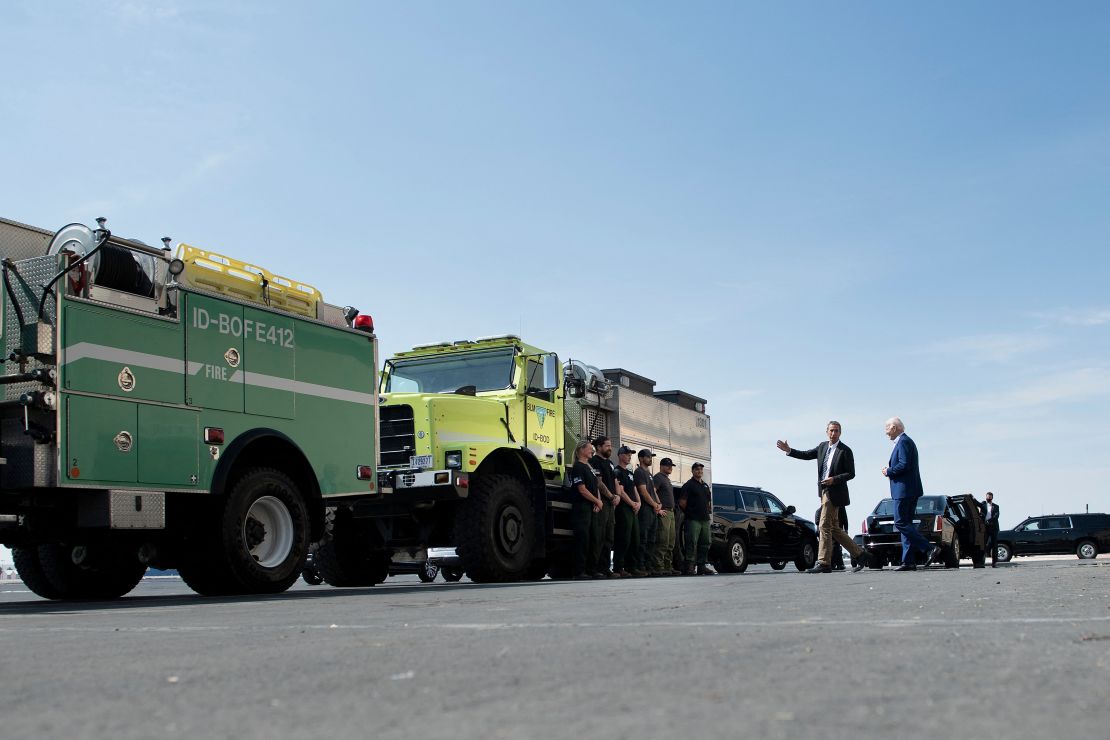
[0,217,380,599]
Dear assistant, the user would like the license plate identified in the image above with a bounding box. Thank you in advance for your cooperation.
[409,455,433,470]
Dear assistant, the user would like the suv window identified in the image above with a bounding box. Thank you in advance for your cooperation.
[713,489,738,512]
[744,492,770,513]
[1042,517,1071,529]
[764,494,785,515]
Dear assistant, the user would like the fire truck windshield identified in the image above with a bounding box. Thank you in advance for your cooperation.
[385,348,516,394]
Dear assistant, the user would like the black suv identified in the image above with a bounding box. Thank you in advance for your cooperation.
[861,494,987,568]
[996,514,1110,562]
[710,484,818,573]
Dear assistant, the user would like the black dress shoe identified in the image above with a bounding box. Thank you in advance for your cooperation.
[807,563,832,573]
[851,551,872,572]
[894,564,917,571]
[925,546,942,566]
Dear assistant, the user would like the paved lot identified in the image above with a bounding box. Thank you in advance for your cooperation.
[0,558,1107,740]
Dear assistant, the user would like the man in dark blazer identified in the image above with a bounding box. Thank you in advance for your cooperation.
[881,417,941,571]
[777,421,872,573]
[981,491,1000,567]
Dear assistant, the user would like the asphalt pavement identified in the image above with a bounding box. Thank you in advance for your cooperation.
[0,557,1107,740]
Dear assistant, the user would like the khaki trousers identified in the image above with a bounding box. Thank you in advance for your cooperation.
[818,493,862,565]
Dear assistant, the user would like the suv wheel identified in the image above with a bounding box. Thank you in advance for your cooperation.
[418,561,440,583]
[794,540,816,571]
[717,534,748,573]
[996,542,1013,563]
[1076,540,1098,560]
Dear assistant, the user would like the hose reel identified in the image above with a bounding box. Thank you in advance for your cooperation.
[46,222,156,298]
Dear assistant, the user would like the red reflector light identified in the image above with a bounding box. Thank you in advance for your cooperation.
[861,519,868,534]
[354,314,374,332]
[935,515,944,532]
[457,474,469,489]
[356,465,374,480]
[203,427,224,445]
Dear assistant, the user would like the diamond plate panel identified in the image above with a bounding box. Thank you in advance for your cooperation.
[109,490,165,528]
[2,254,61,488]
[0,218,52,262]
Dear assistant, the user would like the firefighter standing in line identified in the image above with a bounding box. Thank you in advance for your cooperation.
[613,445,645,577]
[679,462,716,575]
[570,440,604,580]
[634,449,663,573]
[652,457,681,576]
[589,436,621,578]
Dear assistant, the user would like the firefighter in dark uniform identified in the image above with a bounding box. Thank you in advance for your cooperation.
[613,445,645,576]
[570,440,604,580]
[678,462,716,575]
[589,436,621,578]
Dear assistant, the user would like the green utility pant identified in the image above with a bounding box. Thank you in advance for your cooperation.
[652,511,676,573]
[684,518,711,566]
[592,497,615,573]
[638,505,658,570]
[672,507,686,572]
[613,504,641,573]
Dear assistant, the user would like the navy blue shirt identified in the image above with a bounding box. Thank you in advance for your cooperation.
[680,478,712,521]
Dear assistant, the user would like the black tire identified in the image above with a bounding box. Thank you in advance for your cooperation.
[417,561,440,583]
[794,539,817,571]
[180,468,309,595]
[717,534,748,573]
[301,569,324,585]
[441,567,464,582]
[12,546,63,600]
[316,540,390,587]
[996,542,1013,563]
[1076,540,1098,560]
[455,474,535,582]
[944,536,961,568]
[769,561,787,570]
[868,557,885,570]
[35,544,147,600]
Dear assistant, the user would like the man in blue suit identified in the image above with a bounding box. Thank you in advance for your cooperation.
[881,417,941,571]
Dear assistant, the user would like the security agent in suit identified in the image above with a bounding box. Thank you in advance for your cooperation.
[881,417,941,571]
[981,491,1000,567]
[777,420,871,573]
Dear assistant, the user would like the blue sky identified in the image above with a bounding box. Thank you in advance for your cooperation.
[3,1,1109,535]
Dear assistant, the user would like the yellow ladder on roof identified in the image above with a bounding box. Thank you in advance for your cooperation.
[176,244,322,318]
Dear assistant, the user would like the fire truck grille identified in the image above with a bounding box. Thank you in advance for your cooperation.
[380,404,416,467]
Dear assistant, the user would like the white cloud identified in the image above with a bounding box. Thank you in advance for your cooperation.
[1033,308,1110,327]
[954,367,1110,414]
[107,1,181,23]
[920,333,1053,364]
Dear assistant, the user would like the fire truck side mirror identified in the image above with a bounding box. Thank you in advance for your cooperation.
[542,353,559,391]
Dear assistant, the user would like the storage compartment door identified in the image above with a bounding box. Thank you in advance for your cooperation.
[65,395,138,484]
[137,405,200,487]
